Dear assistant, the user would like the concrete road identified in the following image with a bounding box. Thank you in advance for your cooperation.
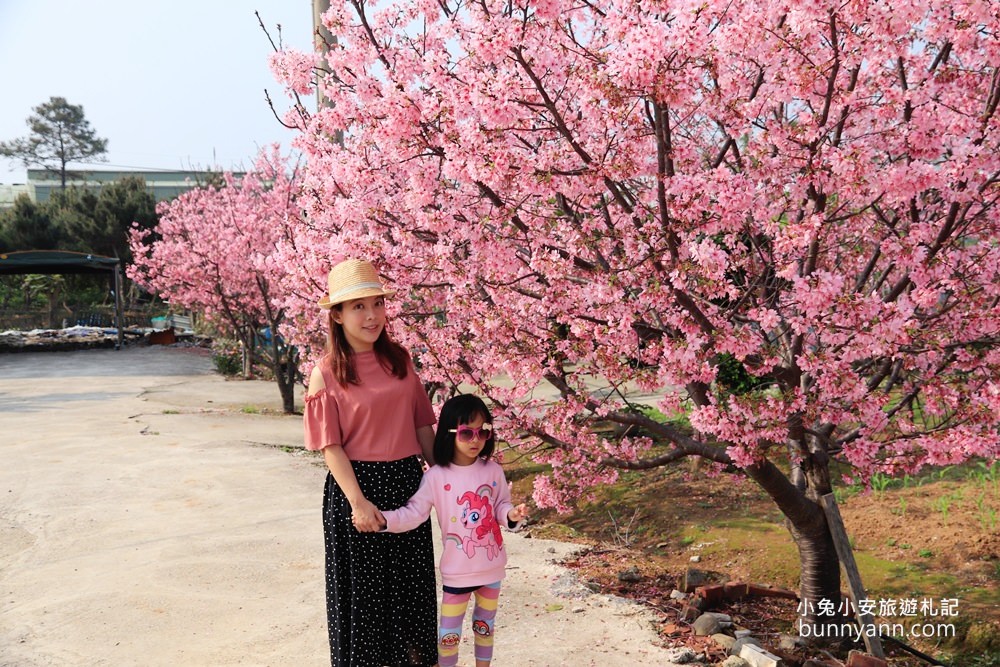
[0,346,670,666]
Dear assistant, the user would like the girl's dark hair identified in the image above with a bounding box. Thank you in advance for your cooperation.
[325,306,409,385]
[434,394,495,466]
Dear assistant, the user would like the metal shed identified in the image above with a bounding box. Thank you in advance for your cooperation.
[0,250,125,349]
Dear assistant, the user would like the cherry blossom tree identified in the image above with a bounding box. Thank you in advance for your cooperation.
[128,149,305,413]
[269,0,1000,633]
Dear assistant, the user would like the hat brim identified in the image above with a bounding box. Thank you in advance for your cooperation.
[318,287,396,310]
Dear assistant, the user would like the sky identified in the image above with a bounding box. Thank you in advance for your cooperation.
[0,1,315,184]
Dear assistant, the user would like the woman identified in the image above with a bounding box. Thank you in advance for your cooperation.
[303,258,438,666]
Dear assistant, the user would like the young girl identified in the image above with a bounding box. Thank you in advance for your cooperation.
[375,394,528,667]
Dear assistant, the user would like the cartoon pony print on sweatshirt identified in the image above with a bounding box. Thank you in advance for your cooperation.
[447,485,503,560]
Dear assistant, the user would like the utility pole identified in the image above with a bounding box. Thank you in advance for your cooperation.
[312,0,344,145]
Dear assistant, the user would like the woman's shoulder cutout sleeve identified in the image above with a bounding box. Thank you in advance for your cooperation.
[303,363,343,451]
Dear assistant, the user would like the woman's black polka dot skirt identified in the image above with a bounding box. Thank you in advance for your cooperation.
[322,455,438,667]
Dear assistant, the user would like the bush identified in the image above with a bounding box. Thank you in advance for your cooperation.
[212,339,242,376]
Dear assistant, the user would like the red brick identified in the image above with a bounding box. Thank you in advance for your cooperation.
[695,584,726,605]
[724,582,750,599]
[846,650,889,667]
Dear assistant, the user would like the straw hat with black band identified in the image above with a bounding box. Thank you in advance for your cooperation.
[318,258,396,310]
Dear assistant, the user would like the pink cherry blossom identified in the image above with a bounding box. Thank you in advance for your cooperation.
[210,0,1000,627]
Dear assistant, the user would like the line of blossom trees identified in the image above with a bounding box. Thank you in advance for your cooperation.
[128,148,306,413]
[134,0,1000,637]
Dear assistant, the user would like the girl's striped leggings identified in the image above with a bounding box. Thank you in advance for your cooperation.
[437,582,501,666]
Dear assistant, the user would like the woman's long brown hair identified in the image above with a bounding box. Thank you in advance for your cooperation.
[325,308,410,385]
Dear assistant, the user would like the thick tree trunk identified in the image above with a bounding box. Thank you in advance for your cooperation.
[789,510,847,637]
[744,457,851,641]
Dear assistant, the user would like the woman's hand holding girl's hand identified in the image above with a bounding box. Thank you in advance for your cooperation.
[508,504,529,524]
[350,498,384,532]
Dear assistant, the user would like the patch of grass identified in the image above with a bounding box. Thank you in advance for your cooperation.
[532,523,580,541]
[681,519,800,587]
[637,405,691,430]
[162,409,179,414]
[240,405,261,414]
[855,550,943,591]
[500,446,549,483]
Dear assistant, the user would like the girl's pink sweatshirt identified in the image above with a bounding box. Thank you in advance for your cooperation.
[383,459,517,588]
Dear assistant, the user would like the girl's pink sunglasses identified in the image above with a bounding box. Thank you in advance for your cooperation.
[448,424,493,443]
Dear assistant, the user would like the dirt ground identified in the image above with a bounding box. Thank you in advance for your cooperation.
[0,346,682,667]
[523,454,999,664]
[839,480,1000,593]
